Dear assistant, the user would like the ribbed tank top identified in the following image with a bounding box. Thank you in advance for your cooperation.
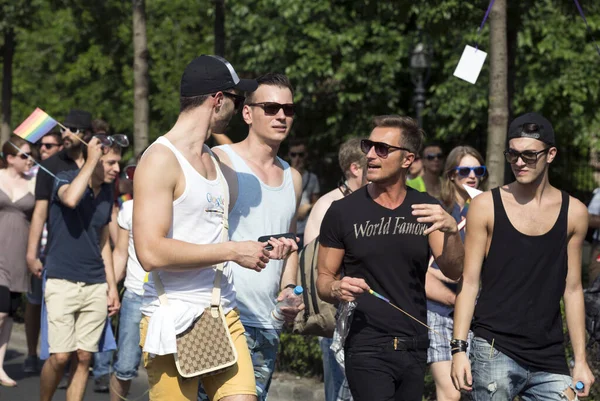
[216,144,296,329]
[141,137,236,321]
[472,187,569,374]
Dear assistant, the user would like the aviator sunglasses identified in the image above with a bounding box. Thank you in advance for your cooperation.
[454,166,487,178]
[247,102,295,117]
[94,134,130,148]
[360,139,411,159]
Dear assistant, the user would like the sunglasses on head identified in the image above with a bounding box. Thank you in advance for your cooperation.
[454,166,487,178]
[94,134,130,148]
[40,143,60,150]
[247,102,295,117]
[221,92,246,110]
[60,127,83,135]
[360,139,411,159]
[289,152,305,158]
[124,165,136,180]
[503,148,549,165]
[425,153,444,161]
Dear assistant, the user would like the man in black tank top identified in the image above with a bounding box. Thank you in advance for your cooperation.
[451,113,595,400]
[317,116,465,401]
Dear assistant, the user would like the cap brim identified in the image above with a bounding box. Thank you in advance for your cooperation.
[235,79,258,93]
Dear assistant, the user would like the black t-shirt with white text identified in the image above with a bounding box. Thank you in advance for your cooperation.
[320,186,438,348]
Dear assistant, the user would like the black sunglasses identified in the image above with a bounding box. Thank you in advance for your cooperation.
[289,152,305,158]
[16,153,31,160]
[40,143,61,150]
[360,139,411,159]
[425,153,444,161]
[95,134,130,148]
[247,102,295,117]
[60,126,83,135]
[503,148,550,165]
[455,166,487,178]
[222,92,246,110]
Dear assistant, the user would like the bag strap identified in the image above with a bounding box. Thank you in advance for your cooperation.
[210,154,229,317]
[152,151,230,320]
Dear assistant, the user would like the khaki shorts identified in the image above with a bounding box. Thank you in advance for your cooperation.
[45,278,108,353]
[140,308,256,401]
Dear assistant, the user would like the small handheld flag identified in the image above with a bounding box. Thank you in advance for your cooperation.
[14,108,58,143]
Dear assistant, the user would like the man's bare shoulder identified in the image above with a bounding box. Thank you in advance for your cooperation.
[567,195,588,223]
[469,190,494,212]
[211,146,232,168]
[314,187,344,211]
[136,143,180,184]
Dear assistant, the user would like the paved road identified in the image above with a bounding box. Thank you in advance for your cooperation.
[3,323,148,400]
[1,323,305,401]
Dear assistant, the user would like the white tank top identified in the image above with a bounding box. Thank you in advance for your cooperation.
[141,137,236,355]
[216,145,296,329]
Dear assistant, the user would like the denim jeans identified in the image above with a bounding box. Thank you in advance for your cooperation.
[319,337,348,401]
[470,336,574,401]
[198,325,280,401]
[113,290,143,380]
[93,289,143,380]
[93,349,113,378]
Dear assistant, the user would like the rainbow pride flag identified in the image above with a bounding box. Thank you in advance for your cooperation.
[13,108,58,143]
[117,193,132,208]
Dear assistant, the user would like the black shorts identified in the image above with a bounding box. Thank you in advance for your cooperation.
[0,285,22,317]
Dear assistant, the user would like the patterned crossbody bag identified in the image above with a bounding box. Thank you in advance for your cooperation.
[152,154,237,378]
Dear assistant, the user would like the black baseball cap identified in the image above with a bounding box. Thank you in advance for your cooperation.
[64,109,92,130]
[507,112,555,146]
[180,55,258,97]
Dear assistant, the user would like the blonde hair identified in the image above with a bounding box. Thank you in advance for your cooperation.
[439,146,487,210]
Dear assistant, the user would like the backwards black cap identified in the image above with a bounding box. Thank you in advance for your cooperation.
[180,55,258,97]
[507,112,555,146]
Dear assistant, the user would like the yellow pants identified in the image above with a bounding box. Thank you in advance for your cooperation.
[140,308,256,401]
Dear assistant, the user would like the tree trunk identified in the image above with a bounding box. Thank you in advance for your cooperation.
[132,0,149,156]
[485,0,509,189]
[1,28,15,145]
[214,0,225,56]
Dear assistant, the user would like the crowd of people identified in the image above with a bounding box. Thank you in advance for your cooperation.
[0,53,597,401]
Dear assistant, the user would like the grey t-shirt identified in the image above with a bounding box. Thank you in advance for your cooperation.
[297,171,320,234]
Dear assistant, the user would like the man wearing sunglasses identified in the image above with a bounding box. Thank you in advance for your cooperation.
[134,55,278,401]
[452,112,594,399]
[317,115,464,401]
[198,73,302,401]
[25,110,91,375]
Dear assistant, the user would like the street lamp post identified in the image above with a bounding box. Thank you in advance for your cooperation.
[410,39,431,128]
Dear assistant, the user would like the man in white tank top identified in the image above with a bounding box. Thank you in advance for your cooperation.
[133,56,285,401]
[199,73,303,401]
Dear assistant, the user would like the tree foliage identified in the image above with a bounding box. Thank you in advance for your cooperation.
[0,0,598,190]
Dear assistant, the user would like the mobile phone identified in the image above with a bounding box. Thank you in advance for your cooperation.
[258,233,297,250]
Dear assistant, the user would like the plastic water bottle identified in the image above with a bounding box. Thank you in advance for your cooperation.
[271,285,303,329]
[574,381,584,401]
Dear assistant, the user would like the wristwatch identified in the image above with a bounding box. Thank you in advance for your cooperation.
[284,284,297,290]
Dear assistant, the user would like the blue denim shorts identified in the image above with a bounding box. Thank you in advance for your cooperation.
[470,336,574,401]
[113,289,143,381]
